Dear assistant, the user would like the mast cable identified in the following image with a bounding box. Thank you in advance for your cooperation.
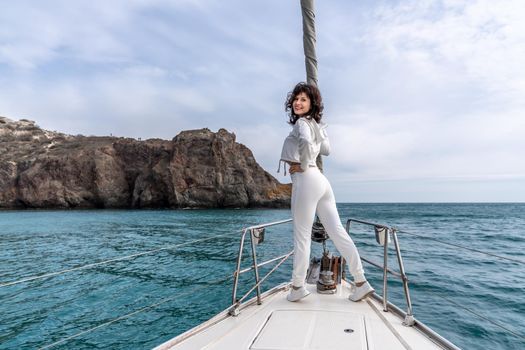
[408,279,525,341]
[38,274,234,350]
[397,229,525,265]
[354,220,525,341]
[0,231,240,288]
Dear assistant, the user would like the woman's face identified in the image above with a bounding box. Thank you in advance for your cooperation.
[293,92,311,117]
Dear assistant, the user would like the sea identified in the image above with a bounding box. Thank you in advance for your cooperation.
[0,203,524,350]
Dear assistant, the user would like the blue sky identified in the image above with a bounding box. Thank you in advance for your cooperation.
[1,0,524,202]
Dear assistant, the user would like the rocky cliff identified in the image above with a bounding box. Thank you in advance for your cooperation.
[0,116,291,209]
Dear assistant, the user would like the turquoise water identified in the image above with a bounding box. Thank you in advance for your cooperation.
[1,204,524,349]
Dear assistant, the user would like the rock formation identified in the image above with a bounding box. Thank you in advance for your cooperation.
[0,116,291,209]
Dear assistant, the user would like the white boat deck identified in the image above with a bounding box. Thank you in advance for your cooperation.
[155,281,445,350]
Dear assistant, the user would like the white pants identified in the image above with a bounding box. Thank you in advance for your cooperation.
[291,167,366,287]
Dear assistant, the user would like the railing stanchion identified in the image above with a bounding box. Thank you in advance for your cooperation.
[249,228,263,305]
[383,228,389,312]
[391,229,415,325]
[231,228,248,306]
[346,219,416,324]
[229,219,293,316]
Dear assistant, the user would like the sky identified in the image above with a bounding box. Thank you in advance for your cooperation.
[1,0,524,202]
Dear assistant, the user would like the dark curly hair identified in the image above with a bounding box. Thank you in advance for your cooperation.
[285,82,324,124]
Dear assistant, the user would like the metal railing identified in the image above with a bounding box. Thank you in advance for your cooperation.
[225,217,469,349]
[346,218,415,326]
[228,217,416,320]
[229,218,293,316]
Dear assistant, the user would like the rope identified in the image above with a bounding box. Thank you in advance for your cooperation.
[397,229,525,265]
[410,280,525,342]
[0,231,240,288]
[396,227,525,340]
[356,219,525,342]
[38,274,234,350]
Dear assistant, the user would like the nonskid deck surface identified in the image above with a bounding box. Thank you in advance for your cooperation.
[156,281,444,350]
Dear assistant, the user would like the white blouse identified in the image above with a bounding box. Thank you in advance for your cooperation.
[279,117,330,173]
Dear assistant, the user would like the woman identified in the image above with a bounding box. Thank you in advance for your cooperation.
[279,82,374,302]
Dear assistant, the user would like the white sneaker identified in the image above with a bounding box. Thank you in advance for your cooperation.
[348,281,374,302]
[287,286,311,302]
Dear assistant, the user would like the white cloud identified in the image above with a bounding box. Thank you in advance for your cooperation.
[1,0,524,201]
[0,1,135,69]
[368,0,525,104]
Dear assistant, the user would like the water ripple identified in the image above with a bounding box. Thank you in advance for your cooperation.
[1,205,524,349]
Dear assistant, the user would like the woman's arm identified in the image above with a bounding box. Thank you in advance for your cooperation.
[296,119,316,171]
[320,126,330,156]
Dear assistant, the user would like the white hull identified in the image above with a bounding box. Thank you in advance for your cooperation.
[155,280,450,350]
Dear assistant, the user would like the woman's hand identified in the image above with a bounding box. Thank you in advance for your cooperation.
[289,164,303,174]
